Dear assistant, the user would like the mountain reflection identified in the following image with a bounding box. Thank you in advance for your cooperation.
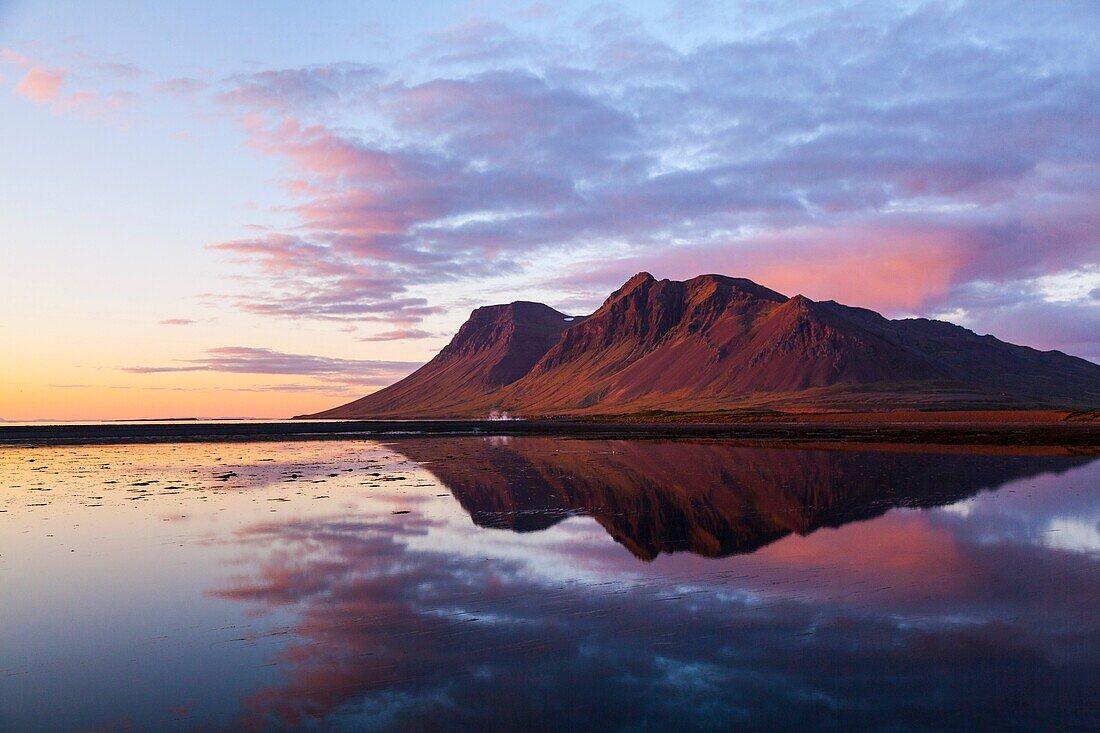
[213,441,1099,732]
[396,437,1093,559]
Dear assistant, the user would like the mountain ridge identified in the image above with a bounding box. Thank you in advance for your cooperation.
[302,272,1100,418]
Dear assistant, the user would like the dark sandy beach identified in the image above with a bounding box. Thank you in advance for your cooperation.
[3,416,1099,451]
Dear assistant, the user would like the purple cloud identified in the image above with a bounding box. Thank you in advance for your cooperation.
[154,76,208,95]
[217,63,382,113]
[359,328,436,341]
[205,1,1099,355]
[122,346,420,385]
[93,62,142,79]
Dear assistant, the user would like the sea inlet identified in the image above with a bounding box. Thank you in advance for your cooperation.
[1,435,1097,732]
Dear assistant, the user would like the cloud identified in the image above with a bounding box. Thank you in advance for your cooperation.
[154,76,208,95]
[158,318,196,326]
[204,1,1099,353]
[209,231,445,321]
[94,61,141,79]
[425,21,534,65]
[121,346,420,385]
[2,47,138,121]
[513,3,553,20]
[942,287,1100,362]
[359,328,436,341]
[14,65,65,103]
[217,63,382,113]
[0,48,31,68]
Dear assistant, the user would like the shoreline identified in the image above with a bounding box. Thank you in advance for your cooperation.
[2,418,1099,452]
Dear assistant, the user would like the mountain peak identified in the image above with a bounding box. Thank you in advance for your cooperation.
[606,271,657,300]
[685,274,789,302]
[468,300,561,319]
[302,298,576,419]
[438,300,574,382]
[785,293,814,310]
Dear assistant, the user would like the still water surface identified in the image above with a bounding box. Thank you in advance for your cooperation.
[1,438,1097,732]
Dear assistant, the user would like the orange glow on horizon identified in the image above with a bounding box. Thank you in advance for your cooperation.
[0,370,382,422]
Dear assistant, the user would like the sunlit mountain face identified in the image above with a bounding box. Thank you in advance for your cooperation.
[308,274,1100,419]
[3,438,1095,731]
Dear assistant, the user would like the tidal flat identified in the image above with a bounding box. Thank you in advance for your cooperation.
[1,437,1097,732]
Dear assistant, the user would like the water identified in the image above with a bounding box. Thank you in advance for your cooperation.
[1,437,1097,732]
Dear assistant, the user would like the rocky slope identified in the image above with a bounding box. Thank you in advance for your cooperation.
[302,273,1100,418]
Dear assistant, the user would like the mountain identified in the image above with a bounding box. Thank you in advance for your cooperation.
[302,273,1100,418]
[313,301,579,418]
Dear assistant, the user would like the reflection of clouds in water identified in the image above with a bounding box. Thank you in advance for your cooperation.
[213,482,1099,732]
[940,497,977,517]
[932,460,1100,555]
[405,515,623,586]
[1044,516,1100,553]
[16,438,1088,731]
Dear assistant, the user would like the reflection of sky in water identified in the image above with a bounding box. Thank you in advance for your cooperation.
[0,439,1097,732]
[941,464,1100,553]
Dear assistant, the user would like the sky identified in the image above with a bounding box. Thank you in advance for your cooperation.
[1,0,1098,420]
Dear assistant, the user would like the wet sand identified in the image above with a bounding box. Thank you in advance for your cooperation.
[2,415,1099,451]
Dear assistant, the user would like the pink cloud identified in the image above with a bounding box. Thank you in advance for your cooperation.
[211,233,334,276]
[14,66,65,103]
[739,228,971,311]
[3,49,137,122]
[248,118,396,181]
[0,48,32,68]
[553,225,974,314]
[359,328,436,341]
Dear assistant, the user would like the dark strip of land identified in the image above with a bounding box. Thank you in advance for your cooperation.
[2,419,1098,451]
